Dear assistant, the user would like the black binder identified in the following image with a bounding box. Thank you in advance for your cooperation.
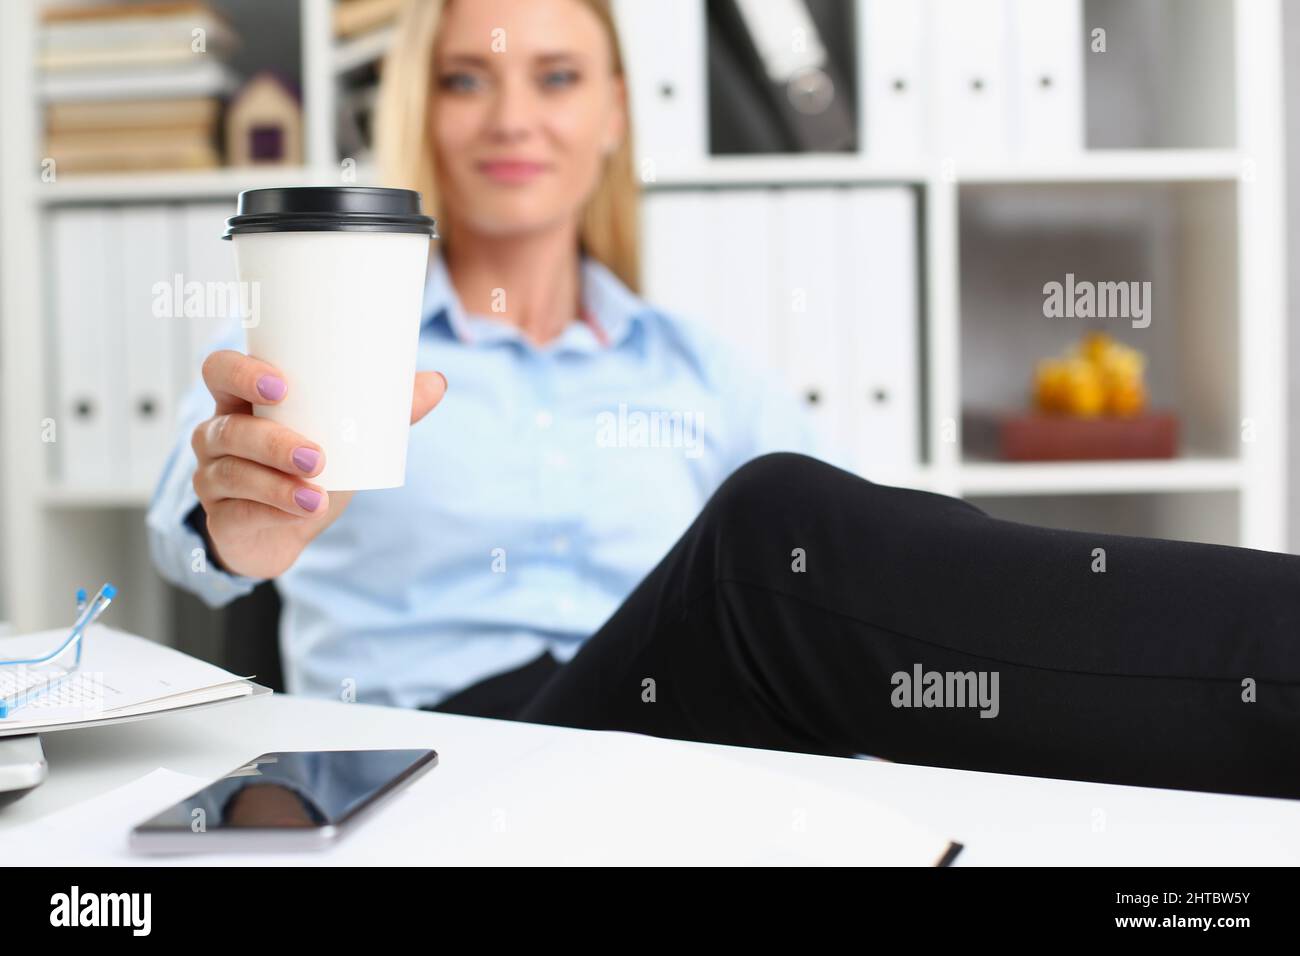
[707,0,858,154]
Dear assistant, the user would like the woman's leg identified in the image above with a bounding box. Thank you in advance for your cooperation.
[518,453,1300,798]
[422,652,560,719]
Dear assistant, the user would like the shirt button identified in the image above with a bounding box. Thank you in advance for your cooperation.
[556,595,576,615]
[552,535,570,555]
[535,410,553,429]
[544,450,568,469]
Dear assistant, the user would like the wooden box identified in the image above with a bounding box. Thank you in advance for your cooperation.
[963,409,1180,462]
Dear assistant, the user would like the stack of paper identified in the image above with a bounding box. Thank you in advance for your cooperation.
[0,627,262,736]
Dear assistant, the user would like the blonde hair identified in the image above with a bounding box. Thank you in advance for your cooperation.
[375,0,641,292]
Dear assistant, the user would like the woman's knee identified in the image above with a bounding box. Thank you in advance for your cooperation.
[703,452,845,532]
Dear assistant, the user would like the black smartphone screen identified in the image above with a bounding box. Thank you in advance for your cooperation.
[134,749,437,831]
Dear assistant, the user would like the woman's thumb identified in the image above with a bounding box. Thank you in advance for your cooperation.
[411,370,448,424]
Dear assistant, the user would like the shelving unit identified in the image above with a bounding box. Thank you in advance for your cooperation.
[0,0,1287,644]
[957,458,1247,497]
[0,0,342,641]
[27,164,326,203]
[643,149,1247,187]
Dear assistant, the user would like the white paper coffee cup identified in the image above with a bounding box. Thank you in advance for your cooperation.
[225,187,437,491]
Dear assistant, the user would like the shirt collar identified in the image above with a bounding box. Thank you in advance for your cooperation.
[421,252,647,353]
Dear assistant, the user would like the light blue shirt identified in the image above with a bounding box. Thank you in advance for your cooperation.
[147,254,818,708]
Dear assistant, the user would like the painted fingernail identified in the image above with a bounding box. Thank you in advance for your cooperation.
[294,488,322,512]
[257,375,287,401]
[292,447,320,473]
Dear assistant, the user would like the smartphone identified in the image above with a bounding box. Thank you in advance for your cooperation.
[129,749,437,854]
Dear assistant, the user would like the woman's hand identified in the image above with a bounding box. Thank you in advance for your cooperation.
[191,350,447,579]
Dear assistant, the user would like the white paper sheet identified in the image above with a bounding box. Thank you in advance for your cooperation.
[4,768,208,863]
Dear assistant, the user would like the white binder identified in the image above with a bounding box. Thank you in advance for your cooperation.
[711,189,774,371]
[640,189,718,325]
[178,202,240,392]
[841,188,919,477]
[1009,0,1083,153]
[643,188,773,371]
[641,185,921,477]
[119,206,179,492]
[770,187,848,467]
[930,0,1010,157]
[731,0,857,151]
[612,0,708,181]
[49,207,122,488]
[860,0,929,155]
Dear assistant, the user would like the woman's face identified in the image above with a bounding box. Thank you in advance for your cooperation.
[431,0,626,241]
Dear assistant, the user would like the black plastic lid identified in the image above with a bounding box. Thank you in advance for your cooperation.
[223,186,438,238]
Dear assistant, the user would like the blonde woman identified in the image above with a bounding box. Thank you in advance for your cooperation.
[149,0,1300,800]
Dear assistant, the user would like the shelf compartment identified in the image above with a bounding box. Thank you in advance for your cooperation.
[957,179,1240,464]
[34,165,322,204]
[1084,0,1236,150]
[958,457,1244,497]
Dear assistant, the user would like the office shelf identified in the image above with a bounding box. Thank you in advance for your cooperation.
[34,166,323,204]
[648,149,1247,190]
[957,457,1247,497]
[0,0,1288,641]
[42,486,153,509]
[950,149,1246,183]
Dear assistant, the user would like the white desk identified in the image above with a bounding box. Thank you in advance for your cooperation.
[3,694,1297,865]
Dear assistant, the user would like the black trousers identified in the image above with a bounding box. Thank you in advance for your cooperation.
[427,453,1300,799]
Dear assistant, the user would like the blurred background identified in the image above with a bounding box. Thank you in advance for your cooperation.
[0,0,1291,686]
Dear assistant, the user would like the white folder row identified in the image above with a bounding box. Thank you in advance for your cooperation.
[885,0,1084,157]
[614,0,1083,168]
[46,203,236,491]
[641,185,920,477]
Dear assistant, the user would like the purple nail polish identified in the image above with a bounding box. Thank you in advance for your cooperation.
[292,447,320,473]
[294,488,322,512]
[257,375,287,401]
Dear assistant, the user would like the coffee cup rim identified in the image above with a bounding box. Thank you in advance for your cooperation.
[224,186,439,239]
